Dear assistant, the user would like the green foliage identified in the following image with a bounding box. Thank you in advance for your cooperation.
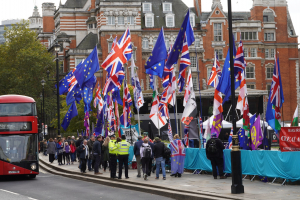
[0,20,56,121]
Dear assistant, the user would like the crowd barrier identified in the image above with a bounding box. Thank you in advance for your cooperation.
[183,148,300,182]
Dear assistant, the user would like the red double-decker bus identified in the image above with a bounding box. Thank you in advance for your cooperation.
[0,95,39,178]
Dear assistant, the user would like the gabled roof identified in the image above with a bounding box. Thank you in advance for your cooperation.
[62,0,88,8]
[86,17,96,24]
[201,11,251,22]
[76,32,99,50]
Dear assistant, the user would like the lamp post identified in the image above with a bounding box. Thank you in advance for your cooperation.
[41,78,46,139]
[54,42,61,137]
[227,0,244,194]
[40,93,43,140]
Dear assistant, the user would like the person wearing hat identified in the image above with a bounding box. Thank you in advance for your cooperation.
[153,137,166,180]
[108,135,118,178]
[93,135,103,175]
[133,135,144,177]
[116,135,131,179]
[206,132,226,179]
[142,132,153,143]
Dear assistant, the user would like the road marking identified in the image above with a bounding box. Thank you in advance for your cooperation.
[28,197,38,200]
[0,189,20,195]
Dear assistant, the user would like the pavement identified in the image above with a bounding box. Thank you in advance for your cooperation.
[39,154,300,200]
[0,171,174,200]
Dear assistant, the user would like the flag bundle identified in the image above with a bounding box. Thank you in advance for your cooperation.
[149,88,167,129]
[236,71,250,130]
[130,56,144,110]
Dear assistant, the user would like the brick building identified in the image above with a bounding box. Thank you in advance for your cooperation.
[30,0,299,134]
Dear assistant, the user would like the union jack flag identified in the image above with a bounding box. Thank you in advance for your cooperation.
[93,84,103,110]
[120,82,132,127]
[159,87,170,119]
[183,68,193,107]
[226,127,233,149]
[167,69,177,106]
[163,46,173,88]
[130,56,144,109]
[102,69,125,95]
[234,40,247,75]
[178,35,191,92]
[184,125,189,147]
[101,29,132,77]
[207,53,221,88]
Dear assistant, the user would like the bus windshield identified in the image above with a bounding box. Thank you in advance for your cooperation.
[0,134,37,163]
[0,103,34,117]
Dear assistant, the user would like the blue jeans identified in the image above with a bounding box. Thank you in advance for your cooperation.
[155,157,166,178]
[87,159,93,171]
[70,153,76,162]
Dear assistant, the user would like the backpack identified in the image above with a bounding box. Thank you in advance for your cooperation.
[163,145,171,159]
[207,139,218,154]
[143,145,151,158]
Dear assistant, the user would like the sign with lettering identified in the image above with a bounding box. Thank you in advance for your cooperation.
[279,127,300,152]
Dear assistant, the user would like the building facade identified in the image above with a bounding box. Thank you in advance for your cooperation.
[0,19,23,44]
[31,0,299,129]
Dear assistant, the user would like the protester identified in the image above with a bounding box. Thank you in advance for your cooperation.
[78,139,89,173]
[61,137,66,165]
[67,136,71,144]
[76,135,83,167]
[70,140,76,164]
[54,137,58,160]
[43,140,48,156]
[93,135,103,175]
[133,135,143,178]
[102,137,110,172]
[108,135,118,178]
[87,136,95,171]
[206,133,226,179]
[117,135,130,179]
[47,138,56,163]
[56,138,63,165]
[142,132,153,143]
[65,142,71,165]
[153,137,166,180]
[147,137,154,176]
[140,138,152,180]
[169,134,185,178]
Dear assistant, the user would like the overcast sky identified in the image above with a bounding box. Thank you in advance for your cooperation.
[1,0,299,38]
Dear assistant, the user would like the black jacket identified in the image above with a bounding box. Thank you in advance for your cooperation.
[93,140,101,155]
[153,141,165,158]
[206,138,224,159]
[78,144,88,159]
[133,139,143,156]
[76,138,83,147]
[148,142,154,159]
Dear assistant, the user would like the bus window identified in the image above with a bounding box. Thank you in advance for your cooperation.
[0,103,34,116]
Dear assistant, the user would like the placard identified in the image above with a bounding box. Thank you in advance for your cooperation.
[279,127,300,152]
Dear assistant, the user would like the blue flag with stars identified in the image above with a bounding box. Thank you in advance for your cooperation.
[66,83,83,106]
[61,101,78,131]
[166,10,195,68]
[144,27,167,78]
[112,89,123,106]
[83,76,97,113]
[238,128,250,150]
[74,46,100,88]
[94,108,104,136]
[216,35,237,103]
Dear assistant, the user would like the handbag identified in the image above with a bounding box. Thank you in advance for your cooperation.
[58,149,64,154]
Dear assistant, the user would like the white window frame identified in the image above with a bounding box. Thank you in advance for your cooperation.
[215,49,223,60]
[163,3,172,12]
[75,58,83,67]
[164,37,170,49]
[244,47,248,58]
[142,38,149,49]
[241,32,258,40]
[145,13,154,28]
[207,66,213,80]
[233,32,237,41]
[190,14,195,27]
[247,84,255,89]
[192,76,198,90]
[195,38,201,48]
[108,16,115,25]
[143,3,152,12]
[213,23,222,41]
[270,49,275,58]
[264,32,275,41]
[265,49,269,58]
[246,65,255,79]
[250,48,257,57]
[190,56,197,68]
[127,16,134,25]
[146,76,151,90]
[118,16,124,25]
[165,14,175,27]
[108,42,113,53]
[266,65,274,79]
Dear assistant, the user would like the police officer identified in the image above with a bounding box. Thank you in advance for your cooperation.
[108,135,118,178]
[117,135,130,179]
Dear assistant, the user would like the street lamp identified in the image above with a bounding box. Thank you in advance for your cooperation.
[227,0,244,194]
[41,78,46,139]
[54,42,61,137]
[40,93,43,139]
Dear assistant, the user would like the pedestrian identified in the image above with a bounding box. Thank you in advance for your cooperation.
[47,138,56,163]
[70,140,76,164]
[78,139,89,173]
[153,137,166,180]
[65,142,71,165]
[169,134,185,178]
[108,135,118,178]
[76,135,83,167]
[147,137,154,176]
[117,135,130,179]
[56,138,63,165]
[140,138,152,180]
[87,136,95,171]
[61,137,66,165]
[206,133,226,179]
[54,138,58,160]
[93,135,103,175]
[67,136,71,144]
[102,137,110,172]
[43,140,48,156]
[133,135,143,178]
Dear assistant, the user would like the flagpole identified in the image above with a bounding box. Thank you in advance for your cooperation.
[155,78,160,136]
[195,45,203,147]
[172,82,178,135]
[132,59,141,136]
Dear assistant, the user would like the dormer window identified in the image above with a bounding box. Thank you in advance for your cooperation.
[145,13,154,27]
[163,3,172,12]
[166,14,174,27]
[190,13,195,27]
[143,3,152,12]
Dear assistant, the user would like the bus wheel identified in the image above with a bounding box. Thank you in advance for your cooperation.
[29,174,36,179]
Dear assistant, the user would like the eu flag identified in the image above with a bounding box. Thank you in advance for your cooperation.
[145,27,167,78]
[74,46,100,88]
[238,128,250,150]
[61,101,78,131]
[94,108,104,136]
[166,10,195,68]
[216,35,237,103]
[66,84,83,106]
[83,75,96,112]
[112,89,123,106]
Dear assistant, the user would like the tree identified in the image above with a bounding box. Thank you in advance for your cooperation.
[0,21,56,124]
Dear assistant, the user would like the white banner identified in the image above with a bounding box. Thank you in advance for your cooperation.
[121,126,139,144]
